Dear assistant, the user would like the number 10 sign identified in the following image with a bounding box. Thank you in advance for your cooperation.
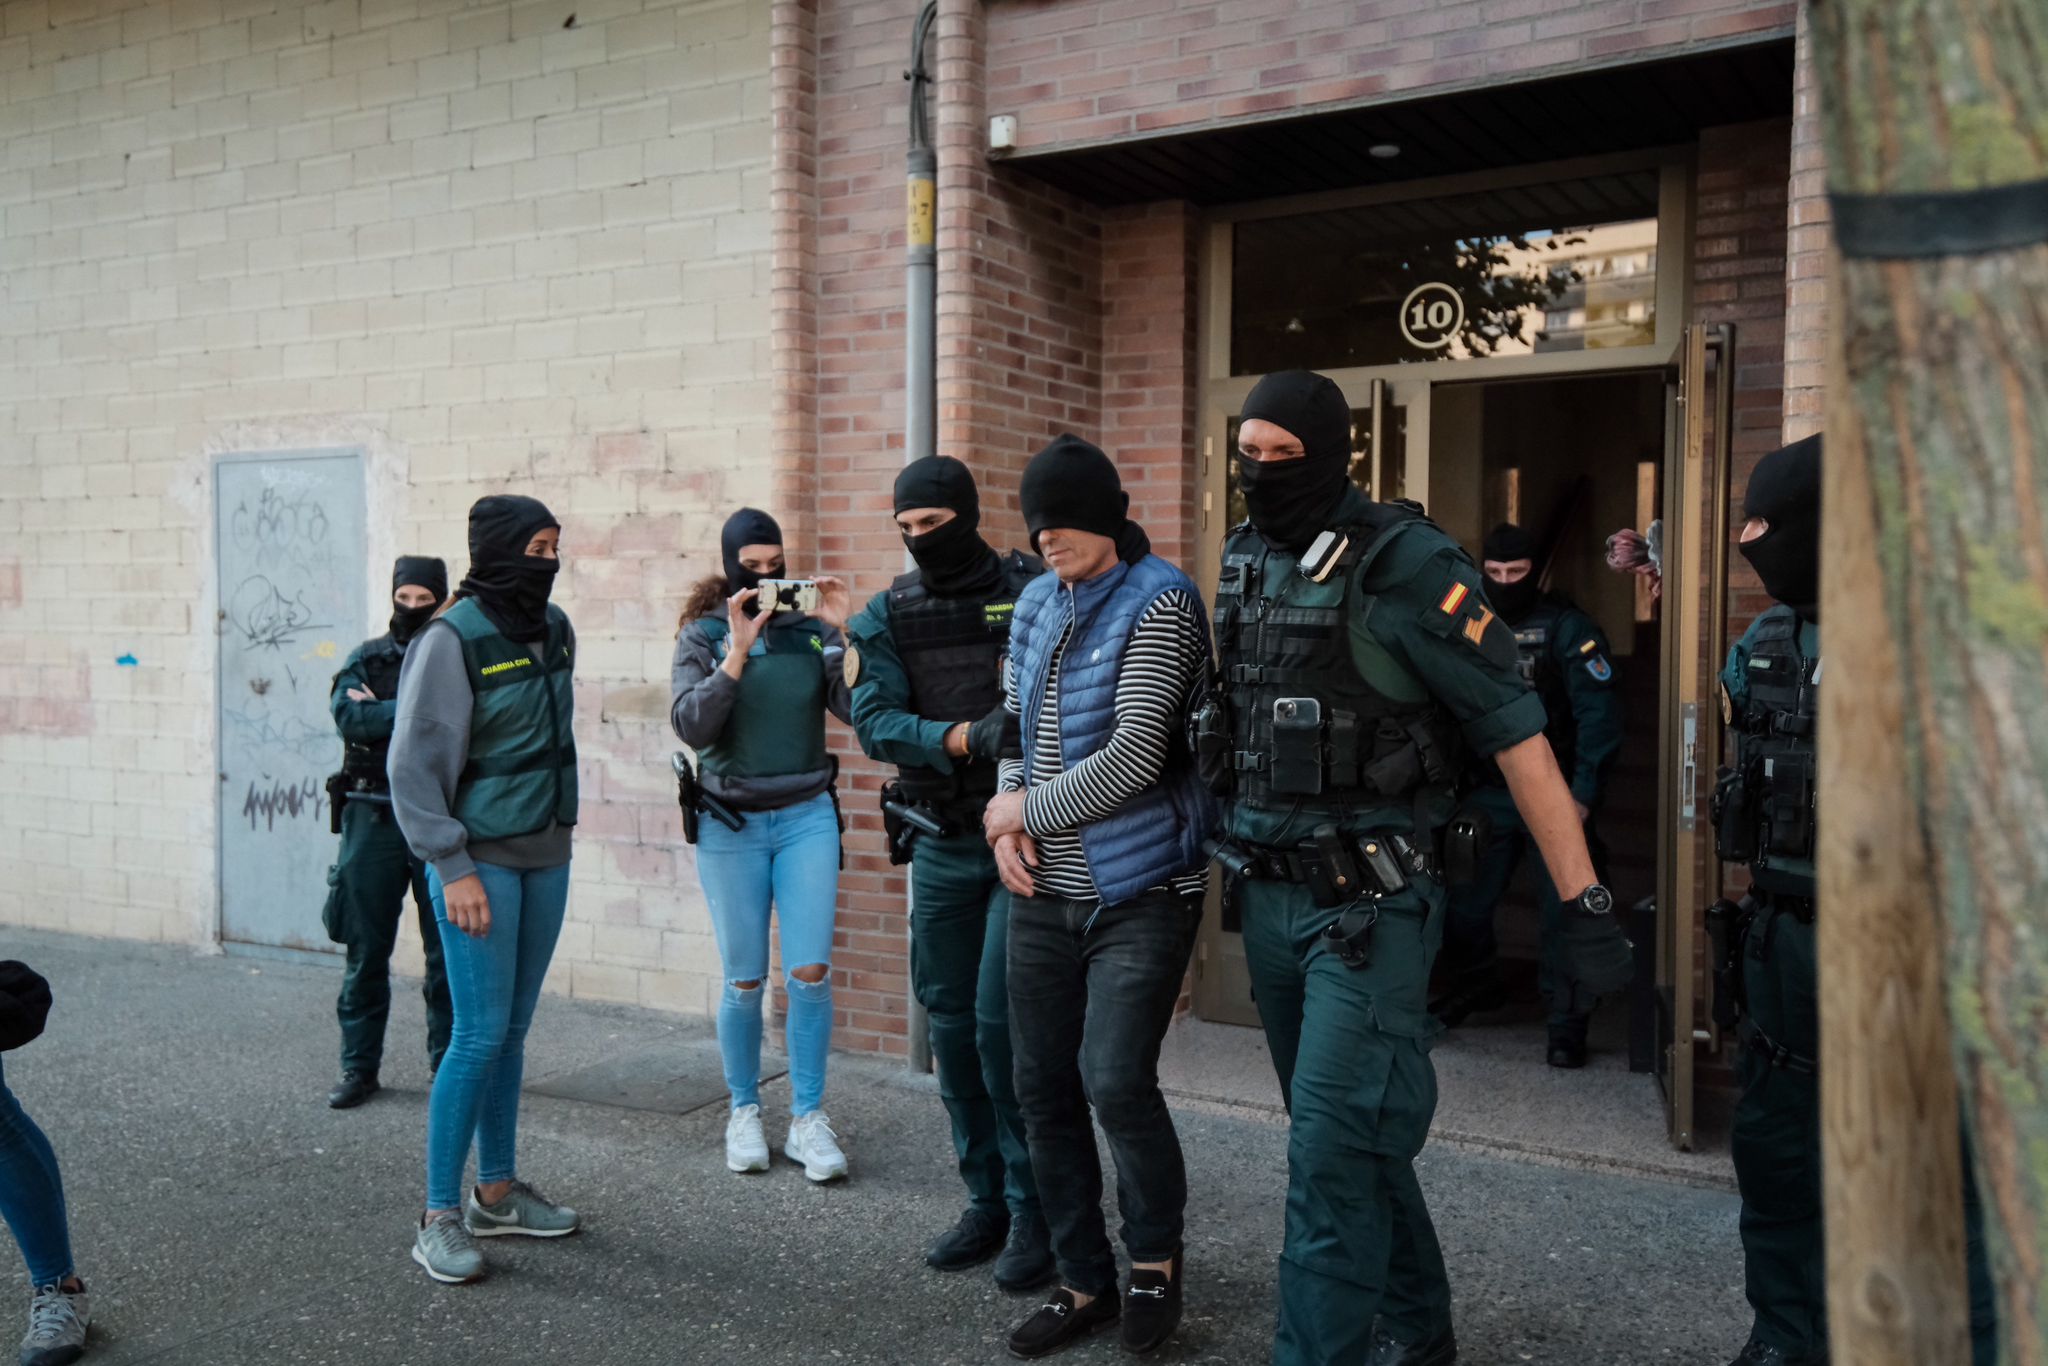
[1399,282,1465,351]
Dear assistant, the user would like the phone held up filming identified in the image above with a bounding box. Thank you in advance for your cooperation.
[754,578,820,614]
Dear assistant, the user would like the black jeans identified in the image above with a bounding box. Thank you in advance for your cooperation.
[1007,889,1200,1297]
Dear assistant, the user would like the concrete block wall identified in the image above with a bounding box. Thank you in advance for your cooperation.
[0,0,772,1019]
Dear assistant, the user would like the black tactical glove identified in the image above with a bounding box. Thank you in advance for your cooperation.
[1562,895,1636,997]
[964,705,1018,763]
[0,962,53,1052]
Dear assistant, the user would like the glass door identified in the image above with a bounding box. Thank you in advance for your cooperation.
[1191,375,1432,1026]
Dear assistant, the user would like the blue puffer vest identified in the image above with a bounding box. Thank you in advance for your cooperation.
[1009,552,1217,907]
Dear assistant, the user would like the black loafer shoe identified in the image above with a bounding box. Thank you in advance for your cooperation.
[327,1069,380,1109]
[1007,1288,1119,1359]
[994,1215,1057,1291]
[1547,1036,1588,1069]
[1367,1321,1457,1366]
[927,1207,1009,1271]
[1120,1249,1182,1354]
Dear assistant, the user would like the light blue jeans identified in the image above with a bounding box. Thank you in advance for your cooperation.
[693,791,839,1115]
[424,859,570,1212]
[0,1055,73,1289]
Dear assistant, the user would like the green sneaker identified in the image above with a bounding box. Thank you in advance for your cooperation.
[411,1210,485,1284]
[464,1180,580,1239]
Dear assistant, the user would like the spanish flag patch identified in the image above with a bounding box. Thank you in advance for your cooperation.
[1438,582,1469,615]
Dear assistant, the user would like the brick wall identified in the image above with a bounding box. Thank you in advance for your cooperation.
[983,0,1797,154]
[0,0,772,1020]
[1693,119,1790,636]
[1779,1,1826,444]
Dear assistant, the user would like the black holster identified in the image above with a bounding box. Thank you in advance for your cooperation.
[324,771,348,835]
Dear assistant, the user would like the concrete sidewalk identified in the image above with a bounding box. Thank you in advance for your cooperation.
[1,929,1749,1365]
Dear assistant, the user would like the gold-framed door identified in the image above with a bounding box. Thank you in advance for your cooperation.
[1654,322,1732,1150]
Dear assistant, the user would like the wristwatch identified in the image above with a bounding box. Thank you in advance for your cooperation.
[1570,883,1615,917]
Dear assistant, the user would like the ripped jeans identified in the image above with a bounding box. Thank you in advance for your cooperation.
[693,790,840,1115]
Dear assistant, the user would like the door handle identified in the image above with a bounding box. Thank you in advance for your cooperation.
[1679,703,1698,826]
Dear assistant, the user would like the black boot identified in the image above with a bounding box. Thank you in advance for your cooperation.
[1007,1288,1119,1359]
[1366,1320,1457,1366]
[1119,1248,1183,1355]
[994,1215,1057,1291]
[327,1069,380,1109]
[1546,1035,1587,1069]
[1430,977,1508,1028]
[926,1207,1008,1271]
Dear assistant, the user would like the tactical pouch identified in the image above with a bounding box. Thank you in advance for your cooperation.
[1270,701,1324,796]
[1712,764,1755,866]
[1442,802,1492,887]
[1704,896,1753,1032]
[1304,824,1364,908]
[1191,695,1233,796]
[1763,752,1815,860]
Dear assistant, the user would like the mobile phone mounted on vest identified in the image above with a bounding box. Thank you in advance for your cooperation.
[757,578,819,613]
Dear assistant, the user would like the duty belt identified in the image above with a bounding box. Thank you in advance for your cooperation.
[1236,833,1436,886]
[1740,1020,1817,1075]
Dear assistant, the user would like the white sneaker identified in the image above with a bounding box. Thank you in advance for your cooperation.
[784,1110,848,1183]
[725,1102,770,1173]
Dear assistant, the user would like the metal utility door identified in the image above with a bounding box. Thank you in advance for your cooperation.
[1191,377,1430,1026]
[1654,326,1731,1149]
[215,452,367,953]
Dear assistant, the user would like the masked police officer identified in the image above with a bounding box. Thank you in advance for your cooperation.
[322,556,454,1109]
[1433,523,1624,1068]
[1201,371,1629,1366]
[844,456,1055,1292]
[1713,434,1997,1366]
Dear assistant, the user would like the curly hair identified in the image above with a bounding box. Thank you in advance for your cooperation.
[677,575,730,631]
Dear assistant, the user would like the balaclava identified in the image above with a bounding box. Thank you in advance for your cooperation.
[1481,523,1541,623]
[1739,434,1821,619]
[458,495,560,643]
[720,508,784,597]
[894,455,1002,596]
[389,554,448,647]
[1019,435,1150,564]
[1237,369,1355,552]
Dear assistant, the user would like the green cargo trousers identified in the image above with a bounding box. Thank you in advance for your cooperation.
[909,832,1039,1222]
[1733,899,1999,1365]
[326,799,452,1075]
[1242,874,1453,1366]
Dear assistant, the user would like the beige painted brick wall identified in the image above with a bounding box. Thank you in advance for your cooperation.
[0,0,771,1022]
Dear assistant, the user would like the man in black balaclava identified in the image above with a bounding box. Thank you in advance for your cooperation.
[1236,369,1354,551]
[322,554,454,1109]
[1736,432,1820,619]
[460,494,561,642]
[1214,370,1623,1366]
[1433,523,1625,1070]
[843,455,1054,1291]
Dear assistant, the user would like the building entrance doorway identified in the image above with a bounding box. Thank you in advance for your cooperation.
[1191,329,1732,1153]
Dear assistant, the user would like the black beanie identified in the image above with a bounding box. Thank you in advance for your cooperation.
[392,554,448,601]
[1019,435,1129,552]
[720,507,783,585]
[1483,524,1535,564]
[893,455,979,517]
[1239,369,1353,465]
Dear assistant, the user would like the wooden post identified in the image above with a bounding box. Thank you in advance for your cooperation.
[1807,2,2048,1361]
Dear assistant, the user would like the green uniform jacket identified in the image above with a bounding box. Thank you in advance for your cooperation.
[845,590,967,775]
[1534,602,1624,809]
[330,638,400,753]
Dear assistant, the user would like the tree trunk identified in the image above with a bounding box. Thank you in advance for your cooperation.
[1807,3,2048,1363]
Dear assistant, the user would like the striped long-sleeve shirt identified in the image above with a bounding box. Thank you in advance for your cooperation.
[997,587,1209,902]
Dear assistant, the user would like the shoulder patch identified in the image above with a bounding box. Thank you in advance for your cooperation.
[1585,655,1612,683]
[1462,604,1496,648]
[1720,679,1734,725]
[1579,638,1598,655]
[843,643,861,687]
[1438,581,1470,615]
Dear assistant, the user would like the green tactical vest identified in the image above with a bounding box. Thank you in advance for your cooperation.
[695,613,832,782]
[1214,508,1460,829]
[442,597,579,842]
